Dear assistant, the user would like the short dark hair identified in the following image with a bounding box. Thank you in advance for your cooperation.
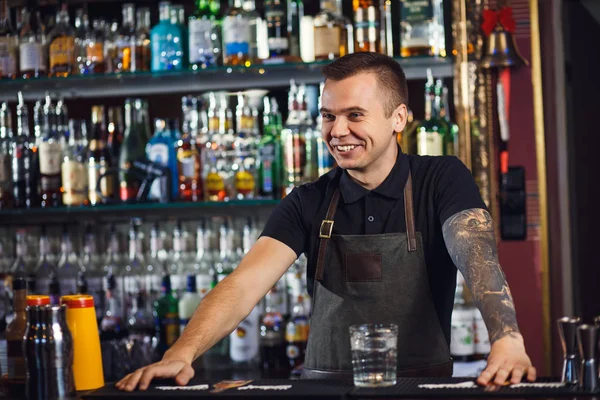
[322,52,409,117]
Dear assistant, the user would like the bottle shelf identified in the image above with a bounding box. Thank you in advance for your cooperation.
[0,57,454,101]
[0,199,280,226]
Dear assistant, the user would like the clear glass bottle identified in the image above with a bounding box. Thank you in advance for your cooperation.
[38,95,63,208]
[192,219,213,299]
[281,81,306,195]
[146,222,166,303]
[167,221,187,297]
[74,8,89,74]
[287,0,303,59]
[103,224,125,317]
[133,8,151,72]
[18,9,46,79]
[35,226,60,303]
[62,119,88,207]
[0,102,13,209]
[47,4,76,77]
[171,5,188,69]
[124,219,147,317]
[116,3,136,73]
[265,0,288,58]
[0,0,18,79]
[222,0,253,66]
[399,0,446,57]
[11,231,34,292]
[150,2,183,71]
[188,0,221,69]
[313,0,352,60]
[87,105,114,205]
[177,96,202,202]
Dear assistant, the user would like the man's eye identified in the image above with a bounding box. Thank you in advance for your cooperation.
[322,113,334,120]
[349,112,363,119]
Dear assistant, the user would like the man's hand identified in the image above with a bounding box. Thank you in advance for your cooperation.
[115,356,194,392]
[477,334,537,386]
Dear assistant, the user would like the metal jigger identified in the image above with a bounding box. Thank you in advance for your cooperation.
[577,324,599,392]
[558,317,581,385]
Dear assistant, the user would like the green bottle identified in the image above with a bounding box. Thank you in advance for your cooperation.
[258,97,283,199]
[439,83,459,157]
[189,0,221,69]
[416,71,446,156]
[153,275,180,359]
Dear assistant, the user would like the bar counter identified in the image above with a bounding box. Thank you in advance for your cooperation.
[80,377,600,400]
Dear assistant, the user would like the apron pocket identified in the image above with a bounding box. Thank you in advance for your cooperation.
[344,253,382,282]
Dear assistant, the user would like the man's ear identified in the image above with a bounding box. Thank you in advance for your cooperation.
[392,104,408,134]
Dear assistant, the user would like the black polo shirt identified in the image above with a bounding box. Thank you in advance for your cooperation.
[261,148,487,344]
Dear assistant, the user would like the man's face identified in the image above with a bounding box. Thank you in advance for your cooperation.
[320,72,407,172]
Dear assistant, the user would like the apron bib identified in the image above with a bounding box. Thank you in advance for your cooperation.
[301,170,452,381]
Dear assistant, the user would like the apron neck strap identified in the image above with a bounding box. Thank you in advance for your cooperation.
[315,170,416,281]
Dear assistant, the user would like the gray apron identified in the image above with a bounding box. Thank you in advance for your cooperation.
[301,170,453,381]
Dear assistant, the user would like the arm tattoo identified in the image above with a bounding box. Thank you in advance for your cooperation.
[442,208,520,344]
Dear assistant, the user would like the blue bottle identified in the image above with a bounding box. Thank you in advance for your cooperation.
[146,119,179,200]
[151,2,184,71]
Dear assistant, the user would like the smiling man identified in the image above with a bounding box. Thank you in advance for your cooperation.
[117,52,535,392]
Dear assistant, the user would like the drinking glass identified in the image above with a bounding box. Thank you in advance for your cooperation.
[349,323,398,387]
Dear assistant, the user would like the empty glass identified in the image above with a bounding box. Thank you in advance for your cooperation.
[349,323,398,387]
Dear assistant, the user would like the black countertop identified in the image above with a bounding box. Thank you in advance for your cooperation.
[80,377,600,400]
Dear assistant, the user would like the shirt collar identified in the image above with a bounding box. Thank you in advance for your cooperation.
[339,146,409,204]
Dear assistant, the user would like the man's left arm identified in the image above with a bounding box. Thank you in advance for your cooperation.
[442,208,537,386]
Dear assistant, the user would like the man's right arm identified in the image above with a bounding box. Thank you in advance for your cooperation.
[116,236,298,391]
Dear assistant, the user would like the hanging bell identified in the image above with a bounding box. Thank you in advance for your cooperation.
[480,27,529,69]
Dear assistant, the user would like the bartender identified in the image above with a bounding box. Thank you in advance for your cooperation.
[117,52,535,391]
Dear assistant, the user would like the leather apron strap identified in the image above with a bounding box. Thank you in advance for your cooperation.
[315,171,416,282]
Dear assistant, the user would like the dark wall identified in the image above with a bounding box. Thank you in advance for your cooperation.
[562,0,600,322]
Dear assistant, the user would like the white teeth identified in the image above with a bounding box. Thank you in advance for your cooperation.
[336,145,357,152]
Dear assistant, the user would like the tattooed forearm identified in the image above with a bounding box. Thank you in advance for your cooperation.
[442,208,520,344]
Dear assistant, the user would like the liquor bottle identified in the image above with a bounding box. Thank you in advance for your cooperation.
[99,270,123,341]
[146,222,166,303]
[19,9,46,78]
[399,0,446,57]
[315,83,335,176]
[107,106,124,162]
[104,20,118,73]
[126,288,155,370]
[450,271,475,362]
[115,3,136,73]
[281,82,306,195]
[260,287,289,377]
[5,276,26,396]
[265,0,288,58]
[11,231,35,293]
[258,97,282,199]
[313,0,352,60]
[153,275,180,360]
[62,119,88,207]
[285,295,309,371]
[119,99,145,202]
[84,19,105,74]
[167,221,187,296]
[133,8,151,72]
[0,102,13,208]
[0,0,18,79]
[178,275,201,333]
[192,220,213,299]
[439,83,459,156]
[177,98,203,202]
[298,84,318,182]
[56,97,69,147]
[36,226,60,304]
[150,2,184,71]
[48,4,76,77]
[188,0,221,69]
[353,0,380,53]
[57,225,84,296]
[230,303,260,367]
[416,71,444,156]
[103,224,124,317]
[222,0,252,66]
[11,92,39,209]
[146,119,178,201]
[124,219,147,316]
[38,98,63,208]
[74,8,90,74]
[171,5,188,69]
[287,0,303,59]
[88,105,114,205]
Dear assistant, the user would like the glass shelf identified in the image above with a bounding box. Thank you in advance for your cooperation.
[0,199,280,226]
[0,57,454,101]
